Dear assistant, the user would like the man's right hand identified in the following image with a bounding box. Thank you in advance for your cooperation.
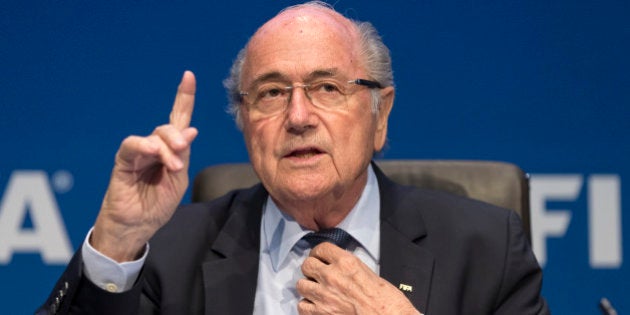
[90,71,198,262]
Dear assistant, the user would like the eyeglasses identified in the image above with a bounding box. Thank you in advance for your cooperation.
[239,78,382,117]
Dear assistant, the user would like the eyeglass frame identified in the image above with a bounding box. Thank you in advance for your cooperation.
[238,78,383,115]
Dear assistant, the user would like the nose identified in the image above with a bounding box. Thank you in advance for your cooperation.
[285,85,318,133]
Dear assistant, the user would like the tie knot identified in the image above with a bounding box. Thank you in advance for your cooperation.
[303,228,353,249]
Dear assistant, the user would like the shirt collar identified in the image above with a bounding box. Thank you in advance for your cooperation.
[262,164,381,271]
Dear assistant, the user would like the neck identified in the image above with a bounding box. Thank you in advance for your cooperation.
[273,171,368,231]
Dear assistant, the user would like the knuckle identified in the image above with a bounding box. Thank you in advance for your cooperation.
[311,242,332,258]
[295,278,308,293]
[120,136,136,148]
[296,278,304,288]
[297,299,312,314]
[302,257,315,271]
[318,269,334,284]
[309,244,321,255]
[337,254,355,266]
[319,242,334,251]
[152,125,165,133]
[153,124,171,135]
[121,134,142,144]
[301,262,309,275]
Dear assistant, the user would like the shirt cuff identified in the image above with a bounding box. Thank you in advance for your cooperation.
[81,227,148,293]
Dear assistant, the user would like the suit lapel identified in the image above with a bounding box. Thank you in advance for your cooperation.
[379,221,434,313]
[201,185,267,315]
[374,163,435,314]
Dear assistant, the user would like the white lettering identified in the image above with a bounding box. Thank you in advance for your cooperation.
[530,175,581,266]
[0,171,73,264]
[588,175,622,268]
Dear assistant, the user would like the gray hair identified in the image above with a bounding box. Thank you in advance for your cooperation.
[223,1,394,129]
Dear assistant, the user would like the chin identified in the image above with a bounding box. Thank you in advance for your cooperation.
[276,178,333,202]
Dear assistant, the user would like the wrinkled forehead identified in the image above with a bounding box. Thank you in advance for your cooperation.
[242,6,364,84]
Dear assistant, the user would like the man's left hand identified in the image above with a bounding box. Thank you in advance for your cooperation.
[297,242,422,315]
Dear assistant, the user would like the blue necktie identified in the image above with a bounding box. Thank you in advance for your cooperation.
[303,228,353,249]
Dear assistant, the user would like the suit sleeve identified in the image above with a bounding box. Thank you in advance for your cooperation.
[493,211,551,315]
[35,249,144,315]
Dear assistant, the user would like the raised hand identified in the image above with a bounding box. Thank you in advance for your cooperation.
[297,242,422,315]
[91,71,198,262]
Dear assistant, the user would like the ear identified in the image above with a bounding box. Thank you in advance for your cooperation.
[374,86,395,151]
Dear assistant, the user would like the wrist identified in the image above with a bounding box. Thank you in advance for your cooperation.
[91,219,149,262]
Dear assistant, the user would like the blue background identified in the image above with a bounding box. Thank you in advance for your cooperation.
[1,0,628,313]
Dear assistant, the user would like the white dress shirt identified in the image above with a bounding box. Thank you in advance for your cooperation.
[253,165,381,314]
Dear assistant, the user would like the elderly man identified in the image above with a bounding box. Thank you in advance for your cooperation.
[39,2,549,314]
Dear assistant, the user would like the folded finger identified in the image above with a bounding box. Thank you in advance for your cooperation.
[116,135,160,166]
[297,278,350,314]
[309,242,347,264]
[142,134,184,171]
[181,127,199,143]
[296,278,322,305]
[297,298,316,315]
[301,256,328,282]
[153,125,192,152]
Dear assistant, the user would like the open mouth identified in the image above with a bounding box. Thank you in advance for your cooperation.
[286,147,323,159]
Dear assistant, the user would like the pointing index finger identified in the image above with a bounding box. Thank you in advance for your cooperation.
[169,70,196,130]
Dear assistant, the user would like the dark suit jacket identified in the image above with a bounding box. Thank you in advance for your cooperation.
[38,166,549,314]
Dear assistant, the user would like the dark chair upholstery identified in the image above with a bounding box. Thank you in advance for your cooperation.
[192,160,531,240]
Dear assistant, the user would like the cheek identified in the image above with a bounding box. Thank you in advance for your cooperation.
[340,115,377,151]
[344,132,375,167]
[243,119,281,168]
[327,114,376,171]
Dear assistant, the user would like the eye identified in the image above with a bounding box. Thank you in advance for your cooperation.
[313,81,342,94]
[257,85,287,100]
[323,83,339,92]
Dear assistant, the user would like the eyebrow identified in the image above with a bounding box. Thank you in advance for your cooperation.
[247,68,342,89]
[247,72,288,89]
[303,68,339,81]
